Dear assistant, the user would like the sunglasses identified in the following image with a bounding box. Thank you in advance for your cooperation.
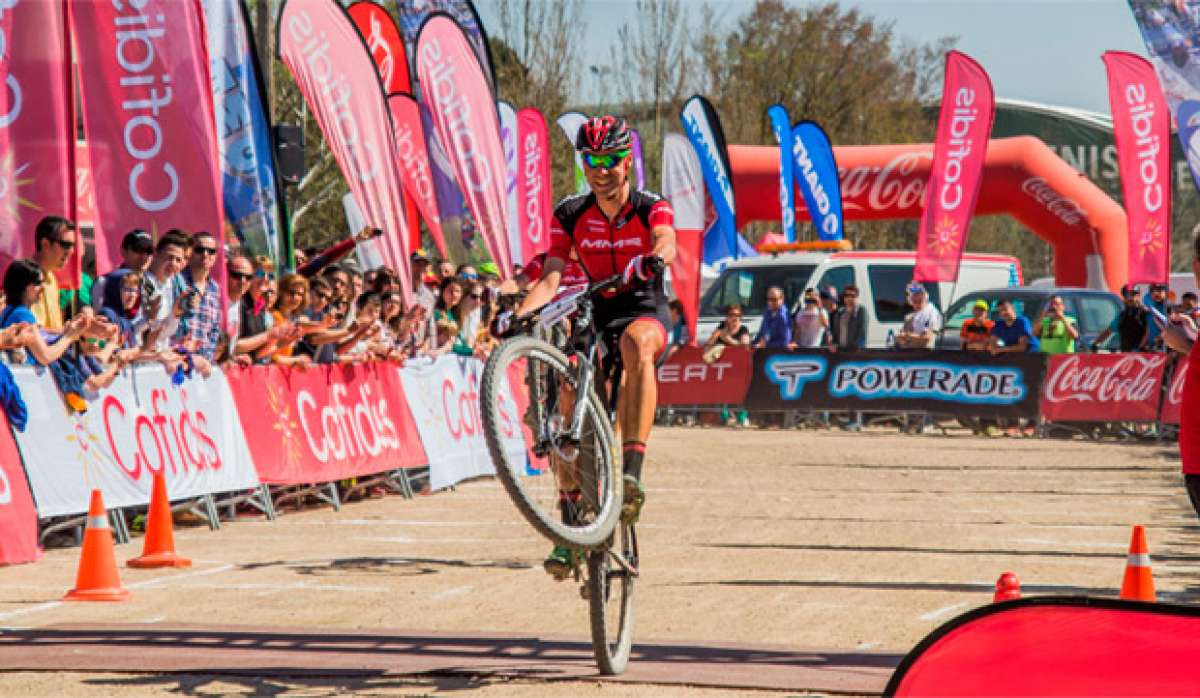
[54,238,75,250]
[254,270,276,281]
[229,271,252,282]
[194,246,218,256]
[582,149,630,169]
[470,293,483,300]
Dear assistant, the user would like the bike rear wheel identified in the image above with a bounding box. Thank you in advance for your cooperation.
[588,522,637,675]
[480,336,622,548]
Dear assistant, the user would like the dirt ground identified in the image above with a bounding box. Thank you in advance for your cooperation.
[0,426,1196,696]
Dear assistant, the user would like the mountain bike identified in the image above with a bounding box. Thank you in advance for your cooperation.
[479,275,637,675]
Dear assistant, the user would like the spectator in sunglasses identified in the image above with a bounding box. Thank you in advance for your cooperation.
[171,231,222,361]
[829,284,867,351]
[456,264,478,281]
[224,254,255,367]
[29,215,78,332]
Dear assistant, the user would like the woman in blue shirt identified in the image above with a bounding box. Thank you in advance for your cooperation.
[1,260,88,365]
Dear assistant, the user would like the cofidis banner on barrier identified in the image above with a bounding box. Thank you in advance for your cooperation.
[0,0,73,277]
[792,120,843,242]
[0,409,39,566]
[12,366,259,518]
[766,105,795,243]
[517,107,552,264]
[681,95,738,263]
[226,363,426,485]
[1041,352,1166,423]
[73,0,224,278]
[399,355,527,491]
[915,50,994,283]
[1104,51,1171,285]
[417,14,513,278]
[745,349,1045,419]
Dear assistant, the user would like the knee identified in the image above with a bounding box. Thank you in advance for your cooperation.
[621,331,659,368]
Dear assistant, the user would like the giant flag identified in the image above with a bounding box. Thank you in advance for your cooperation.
[498,100,522,265]
[766,104,796,242]
[1104,51,1171,285]
[201,0,284,267]
[517,107,552,264]
[73,0,225,286]
[662,133,706,345]
[417,14,513,277]
[0,1,74,283]
[792,120,844,242]
[681,95,738,264]
[914,50,995,283]
[278,0,412,301]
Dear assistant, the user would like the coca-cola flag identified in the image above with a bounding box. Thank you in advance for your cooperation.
[388,93,447,258]
[348,1,422,253]
[498,100,522,265]
[1040,352,1167,423]
[278,0,412,301]
[517,107,552,264]
[0,1,74,282]
[915,51,994,283]
[416,13,513,278]
[662,132,706,345]
[1104,51,1171,285]
[73,0,224,280]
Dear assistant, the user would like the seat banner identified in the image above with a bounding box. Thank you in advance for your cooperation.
[0,410,40,566]
[657,346,754,406]
[11,366,259,518]
[226,363,427,486]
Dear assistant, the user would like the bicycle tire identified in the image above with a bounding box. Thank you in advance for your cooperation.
[480,335,622,548]
[588,522,637,675]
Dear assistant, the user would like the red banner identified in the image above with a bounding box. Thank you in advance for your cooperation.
[279,0,413,301]
[0,410,40,566]
[657,346,754,406]
[516,107,552,264]
[72,0,224,282]
[0,0,74,283]
[226,363,426,485]
[915,50,994,283]
[416,14,513,278]
[388,93,447,257]
[662,133,707,345]
[1179,348,1200,474]
[1161,357,1186,425]
[1103,51,1171,285]
[1040,353,1166,422]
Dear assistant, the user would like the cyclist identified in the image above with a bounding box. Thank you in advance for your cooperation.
[504,115,676,579]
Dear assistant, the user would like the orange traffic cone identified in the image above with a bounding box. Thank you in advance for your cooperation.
[128,472,191,569]
[1119,525,1156,602]
[64,490,131,602]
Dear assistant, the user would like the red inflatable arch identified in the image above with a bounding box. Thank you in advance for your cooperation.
[729,136,1128,292]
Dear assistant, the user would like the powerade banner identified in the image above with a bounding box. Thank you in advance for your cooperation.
[200,0,284,266]
[498,100,522,265]
[1103,51,1171,285]
[388,93,448,257]
[73,0,225,281]
[745,349,1046,419]
[278,0,413,301]
[517,107,552,264]
[915,50,995,283]
[767,104,796,242]
[348,1,421,253]
[681,95,739,264]
[0,0,74,282]
[792,120,843,242]
[662,132,706,345]
[416,13,513,278]
[557,111,589,193]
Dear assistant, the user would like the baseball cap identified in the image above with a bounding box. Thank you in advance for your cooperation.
[121,229,153,252]
[907,282,927,295]
[410,249,430,263]
[478,261,500,277]
[1121,284,1138,297]
[818,288,835,302]
[1150,282,1169,291]
[973,299,989,311]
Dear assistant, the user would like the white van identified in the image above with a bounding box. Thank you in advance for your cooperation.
[695,247,1022,348]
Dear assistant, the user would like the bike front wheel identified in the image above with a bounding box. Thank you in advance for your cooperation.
[588,522,637,675]
[480,336,622,548]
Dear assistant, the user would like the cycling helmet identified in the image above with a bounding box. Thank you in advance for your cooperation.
[575,115,632,152]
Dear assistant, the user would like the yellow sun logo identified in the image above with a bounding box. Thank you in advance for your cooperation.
[929,215,960,257]
[1138,219,1167,261]
[0,152,42,232]
[65,414,106,487]
[266,380,304,469]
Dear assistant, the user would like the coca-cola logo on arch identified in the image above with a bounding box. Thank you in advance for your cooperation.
[1043,353,1166,404]
[840,149,932,213]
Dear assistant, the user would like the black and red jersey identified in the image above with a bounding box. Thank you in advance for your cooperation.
[521,252,589,287]
[546,189,674,281]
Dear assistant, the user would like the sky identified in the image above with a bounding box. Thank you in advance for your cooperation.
[477,0,1151,115]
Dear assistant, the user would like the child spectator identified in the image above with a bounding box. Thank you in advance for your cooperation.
[960,300,994,351]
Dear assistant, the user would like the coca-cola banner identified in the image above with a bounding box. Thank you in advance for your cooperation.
[0,409,40,566]
[0,0,73,277]
[661,132,706,345]
[278,0,412,299]
[1161,356,1186,426]
[1103,51,1171,285]
[73,0,224,278]
[915,50,995,283]
[388,93,448,257]
[658,346,753,406]
[745,349,1045,419]
[416,14,512,278]
[399,355,526,491]
[11,366,260,518]
[1040,352,1167,423]
[226,363,426,485]
[517,107,552,264]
